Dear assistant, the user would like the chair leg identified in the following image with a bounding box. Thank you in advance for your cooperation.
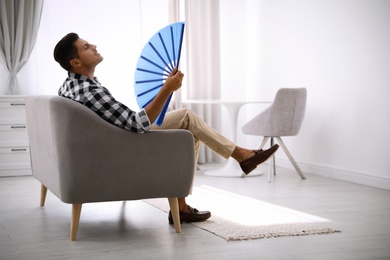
[267,137,275,183]
[168,197,181,233]
[258,137,276,183]
[276,137,306,179]
[268,156,273,183]
[257,137,269,150]
[270,137,276,175]
[40,184,47,206]
[70,204,82,241]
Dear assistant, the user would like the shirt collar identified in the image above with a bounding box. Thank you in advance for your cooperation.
[68,72,100,84]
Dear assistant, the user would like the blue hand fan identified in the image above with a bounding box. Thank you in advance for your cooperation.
[134,22,185,126]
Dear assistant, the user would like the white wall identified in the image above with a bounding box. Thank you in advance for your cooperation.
[220,0,390,189]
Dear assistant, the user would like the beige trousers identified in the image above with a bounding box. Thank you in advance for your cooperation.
[151,108,236,164]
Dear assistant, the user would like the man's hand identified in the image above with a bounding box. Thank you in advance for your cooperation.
[144,67,184,124]
[163,67,184,92]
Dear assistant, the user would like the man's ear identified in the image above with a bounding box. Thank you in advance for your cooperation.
[70,58,80,69]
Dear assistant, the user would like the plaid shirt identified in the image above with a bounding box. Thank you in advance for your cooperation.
[58,72,151,133]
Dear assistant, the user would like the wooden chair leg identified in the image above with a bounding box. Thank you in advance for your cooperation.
[40,184,47,206]
[70,204,82,241]
[167,198,181,233]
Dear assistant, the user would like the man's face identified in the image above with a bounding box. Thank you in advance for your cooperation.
[72,38,103,69]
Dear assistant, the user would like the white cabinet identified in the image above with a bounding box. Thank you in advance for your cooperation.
[0,96,32,176]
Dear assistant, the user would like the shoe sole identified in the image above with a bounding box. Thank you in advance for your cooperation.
[168,214,211,225]
[168,218,210,225]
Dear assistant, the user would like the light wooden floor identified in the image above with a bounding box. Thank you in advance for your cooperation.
[1,165,390,260]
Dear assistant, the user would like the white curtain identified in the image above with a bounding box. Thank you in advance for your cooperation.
[184,0,223,163]
[0,0,44,94]
[168,0,183,110]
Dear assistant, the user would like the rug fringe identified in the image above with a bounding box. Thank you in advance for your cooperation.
[226,228,341,241]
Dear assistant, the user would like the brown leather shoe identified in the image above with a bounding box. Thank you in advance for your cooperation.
[168,205,211,224]
[240,144,279,175]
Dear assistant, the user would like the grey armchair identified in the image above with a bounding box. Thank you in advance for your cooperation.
[25,96,195,240]
[241,88,307,182]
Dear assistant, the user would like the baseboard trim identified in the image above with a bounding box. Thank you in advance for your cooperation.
[274,158,390,190]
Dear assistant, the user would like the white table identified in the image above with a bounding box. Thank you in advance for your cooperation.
[181,99,271,178]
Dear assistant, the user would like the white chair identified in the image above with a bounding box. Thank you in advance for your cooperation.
[241,88,307,182]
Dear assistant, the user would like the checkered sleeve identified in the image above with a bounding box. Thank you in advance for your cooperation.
[84,86,151,133]
[59,73,151,133]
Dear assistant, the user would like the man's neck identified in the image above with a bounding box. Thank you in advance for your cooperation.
[72,68,95,80]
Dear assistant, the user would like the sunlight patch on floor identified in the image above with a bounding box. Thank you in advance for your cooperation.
[186,185,330,227]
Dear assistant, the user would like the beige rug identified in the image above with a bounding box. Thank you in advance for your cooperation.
[144,186,340,241]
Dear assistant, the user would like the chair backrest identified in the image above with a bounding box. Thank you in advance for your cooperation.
[242,88,307,137]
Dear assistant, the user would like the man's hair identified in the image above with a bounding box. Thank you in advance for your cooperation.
[53,33,80,71]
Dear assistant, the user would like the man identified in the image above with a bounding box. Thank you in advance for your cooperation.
[54,33,279,224]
